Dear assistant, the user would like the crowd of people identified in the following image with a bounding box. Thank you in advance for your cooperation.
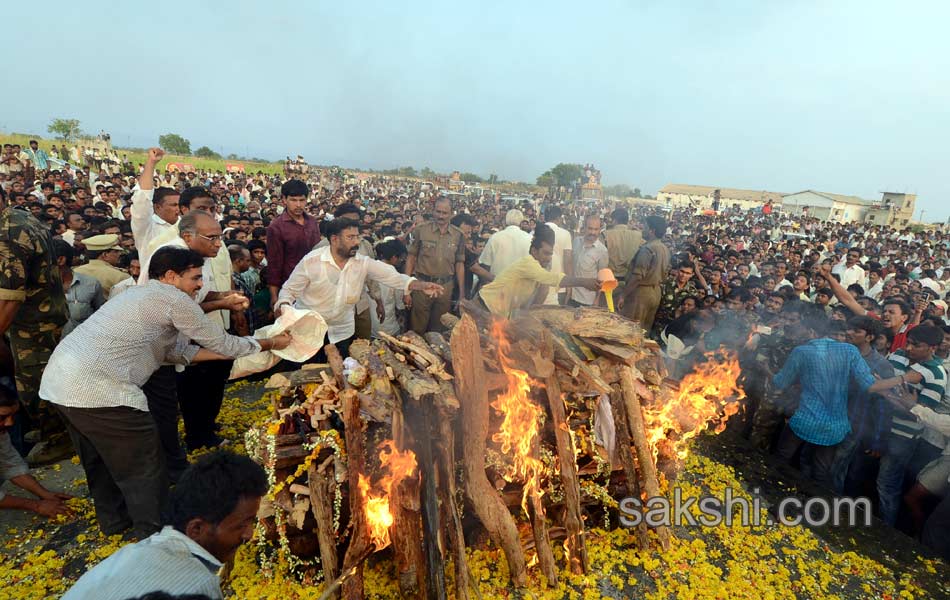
[2,139,950,597]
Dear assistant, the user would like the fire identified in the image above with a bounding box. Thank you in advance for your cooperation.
[490,321,545,513]
[643,352,744,461]
[360,440,417,549]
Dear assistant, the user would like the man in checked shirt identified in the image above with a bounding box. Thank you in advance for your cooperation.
[39,247,292,538]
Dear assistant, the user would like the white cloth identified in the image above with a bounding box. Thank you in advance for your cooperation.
[479,225,531,276]
[62,526,224,600]
[230,307,328,379]
[276,246,415,343]
[544,222,572,304]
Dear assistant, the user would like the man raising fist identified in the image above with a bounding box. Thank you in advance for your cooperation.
[130,148,180,256]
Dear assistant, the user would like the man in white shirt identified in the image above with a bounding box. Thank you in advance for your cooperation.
[276,217,443,357]
[773,259,792,292]
[570,215,608,307]
[833,247,866,290]
[479,208,532,277]
[544,206,572,305]
[63,451,267,600]
[130,148,179,254]
[61,212,87,246]
[865,268,885,301]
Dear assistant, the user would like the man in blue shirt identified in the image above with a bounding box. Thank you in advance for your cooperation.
[24,140,49,173]
[773,313,876,487]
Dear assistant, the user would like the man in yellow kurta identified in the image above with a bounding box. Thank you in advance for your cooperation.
[618,216,670,332]
[479,223,599,319]
[74,234,130,299]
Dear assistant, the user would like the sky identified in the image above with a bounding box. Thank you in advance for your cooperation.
[3,1,949,220]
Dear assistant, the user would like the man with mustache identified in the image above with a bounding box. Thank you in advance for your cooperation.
[276,217,444,358]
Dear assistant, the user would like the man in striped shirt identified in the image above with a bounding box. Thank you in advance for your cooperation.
[872,325,948,526]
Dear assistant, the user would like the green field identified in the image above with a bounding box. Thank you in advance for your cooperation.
[0,132,286,176]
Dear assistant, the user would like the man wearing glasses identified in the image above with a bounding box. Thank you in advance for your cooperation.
[138,210,250,473]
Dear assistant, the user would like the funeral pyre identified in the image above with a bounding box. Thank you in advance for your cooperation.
[245,303,744,599]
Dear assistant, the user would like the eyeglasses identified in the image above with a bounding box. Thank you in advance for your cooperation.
[197,233,222,242]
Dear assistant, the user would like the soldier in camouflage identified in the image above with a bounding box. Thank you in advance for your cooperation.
[651,261,701,337]
[0,207,69,463]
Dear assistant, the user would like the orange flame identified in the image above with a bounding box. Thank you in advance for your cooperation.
[490,321,545,513]
[360,440,417,549]
[643,352,744,461]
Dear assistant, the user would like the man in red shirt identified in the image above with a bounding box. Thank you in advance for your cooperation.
[266,180,320,309]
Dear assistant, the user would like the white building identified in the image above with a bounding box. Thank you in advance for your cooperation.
[780,190,879,224]
[657,184,784,212]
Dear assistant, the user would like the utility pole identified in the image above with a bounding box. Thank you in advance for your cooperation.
[919,209,926,223]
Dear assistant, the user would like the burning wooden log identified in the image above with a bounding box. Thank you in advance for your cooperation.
[339,387,372,600]
[435,407,471,600]
[618,365,672,550]
[390,397,426,597]
[450,314,528,588]
[608,391,650,550]
[541,332,589,574]
[527,433,558,586]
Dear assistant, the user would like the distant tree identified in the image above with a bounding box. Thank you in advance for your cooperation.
[604,184,634,198]
[194,146,221,159]
[459,172,484,183]
[158,133,191,155]
[419,167,437,179]
[227,153,239,160]
[536,173,557,188]
[633,188,642,198]
[488,173,499,185]
[398,166,417,178]
[47,118,82,142]
[537,163,584,188]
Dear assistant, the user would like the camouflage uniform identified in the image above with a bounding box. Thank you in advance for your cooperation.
[652,278,699,335]
[748,332,801,451]
[0,209,68,424]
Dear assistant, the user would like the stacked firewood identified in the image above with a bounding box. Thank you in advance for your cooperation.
[247,302,694,599]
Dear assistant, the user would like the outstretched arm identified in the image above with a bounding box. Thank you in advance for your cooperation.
[819,268,866,316]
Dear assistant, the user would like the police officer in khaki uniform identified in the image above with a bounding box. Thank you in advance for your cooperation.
[74,234,129,299]
[405,197,465,334]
